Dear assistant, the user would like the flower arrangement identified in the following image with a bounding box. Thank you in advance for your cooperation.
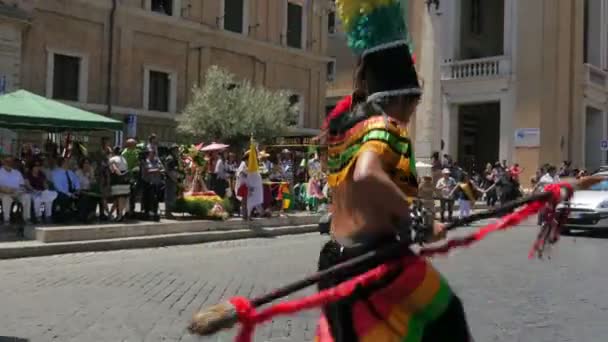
[174,191,230,220]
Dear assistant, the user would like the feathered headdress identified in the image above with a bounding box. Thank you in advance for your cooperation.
[336,0,420,102]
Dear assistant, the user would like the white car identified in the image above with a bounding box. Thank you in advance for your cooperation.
[559,172,608,231]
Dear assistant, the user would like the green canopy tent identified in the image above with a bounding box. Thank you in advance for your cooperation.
[0,90,122,131]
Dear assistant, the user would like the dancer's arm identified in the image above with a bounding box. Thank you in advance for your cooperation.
[352,151,411,221]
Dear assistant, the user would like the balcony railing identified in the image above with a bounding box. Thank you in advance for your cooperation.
[584,63,608,89]
[441,56,510,80]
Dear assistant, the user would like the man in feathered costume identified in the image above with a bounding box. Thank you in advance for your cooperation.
[315,0,473,340]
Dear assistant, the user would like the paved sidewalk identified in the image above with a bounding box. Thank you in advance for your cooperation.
[0,200,491,259]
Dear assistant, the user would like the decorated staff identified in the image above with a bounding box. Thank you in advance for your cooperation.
[187,177,603,342]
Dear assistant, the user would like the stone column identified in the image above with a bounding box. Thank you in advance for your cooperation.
[414,4,442,163]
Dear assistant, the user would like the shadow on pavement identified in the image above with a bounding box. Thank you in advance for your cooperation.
[0,337,29,342]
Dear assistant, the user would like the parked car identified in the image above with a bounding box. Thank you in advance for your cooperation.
[558,172,608,232]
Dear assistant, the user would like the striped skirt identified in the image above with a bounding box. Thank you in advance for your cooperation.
[315,239,473,342]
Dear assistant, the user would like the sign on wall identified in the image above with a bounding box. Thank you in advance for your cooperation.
[600,139,608,152]
[126,114,137,138]
[514,128,540,147]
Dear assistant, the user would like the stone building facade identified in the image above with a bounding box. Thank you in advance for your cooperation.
[415,0,605,184]
[327,0,608,184]
[5,0,331,145]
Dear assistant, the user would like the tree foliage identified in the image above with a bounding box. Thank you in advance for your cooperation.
[178,66,298,148]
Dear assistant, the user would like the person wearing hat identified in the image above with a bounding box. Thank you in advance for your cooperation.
[279,149,294,183]
[314,1,472,341]
[436,168,457,222]
[258,150,272,177]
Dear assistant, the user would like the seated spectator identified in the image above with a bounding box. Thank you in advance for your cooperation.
[0,155,32,226]
[51,157,94,223]
[26,159,58,223]
[75,158,96,192]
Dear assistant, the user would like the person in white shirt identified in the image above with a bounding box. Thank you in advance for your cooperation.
[536,167,560,189]
[213,152,228,197]
[534,165,560,225]
[436,168,457,222]
[0,156,32,225]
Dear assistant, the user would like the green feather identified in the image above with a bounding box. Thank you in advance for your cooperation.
[346,2,409,55]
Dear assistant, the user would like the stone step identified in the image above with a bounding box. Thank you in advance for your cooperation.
[34,214,322,243]
[0,224,320,259]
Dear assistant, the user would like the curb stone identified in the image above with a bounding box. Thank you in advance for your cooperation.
[0,224,319,260]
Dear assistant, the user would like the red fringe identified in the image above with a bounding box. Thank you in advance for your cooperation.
[229,261,398,342]
[226,183,572,342]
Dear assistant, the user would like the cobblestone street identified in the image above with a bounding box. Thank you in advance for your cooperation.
[1,221,608,342]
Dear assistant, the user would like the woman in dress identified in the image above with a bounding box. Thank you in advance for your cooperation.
[108,146,130,221]
[26,159,58,223]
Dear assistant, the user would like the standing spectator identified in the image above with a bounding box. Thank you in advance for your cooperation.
[26,159,57,223]
[146,133,159,156]
[450,174,484,220]
[509,163,523,183]
[225,152,238,200]
[207,151,219,191]
[122,138,140,217]
[558,161,572,177]
[436,168,456,222]
[259,151,272,177]
[235,153,249,219]
[0,155,32,226]
[532,165,560,225]
[485,170,521,209]
[51,157,84,222]
[431,152,442,171]
[418,176,436,224]
[109,147,130,221]
[75,158,102,222]
[534,165,560,192]
[280,149,294,184]
[96,146,112,221]
[141,149,164,221]
[213,150,229,197]
[164,144,181,218]
[442,154,453,169]
[451,162,463,182]
[121,138,139,172]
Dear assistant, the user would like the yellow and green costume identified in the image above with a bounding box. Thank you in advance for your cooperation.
[327,114,418,198]
[315,0,473,341]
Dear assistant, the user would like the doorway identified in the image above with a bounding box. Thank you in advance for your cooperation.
[585,106,603,171]
[457,102,500,174]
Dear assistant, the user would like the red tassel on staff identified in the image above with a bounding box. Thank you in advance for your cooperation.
[193,182,577,342]
[220,183,573,342]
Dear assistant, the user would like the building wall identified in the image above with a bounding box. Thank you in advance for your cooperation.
[0,3,29,94]
[17,0,330,144]
[406,0,592,185]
